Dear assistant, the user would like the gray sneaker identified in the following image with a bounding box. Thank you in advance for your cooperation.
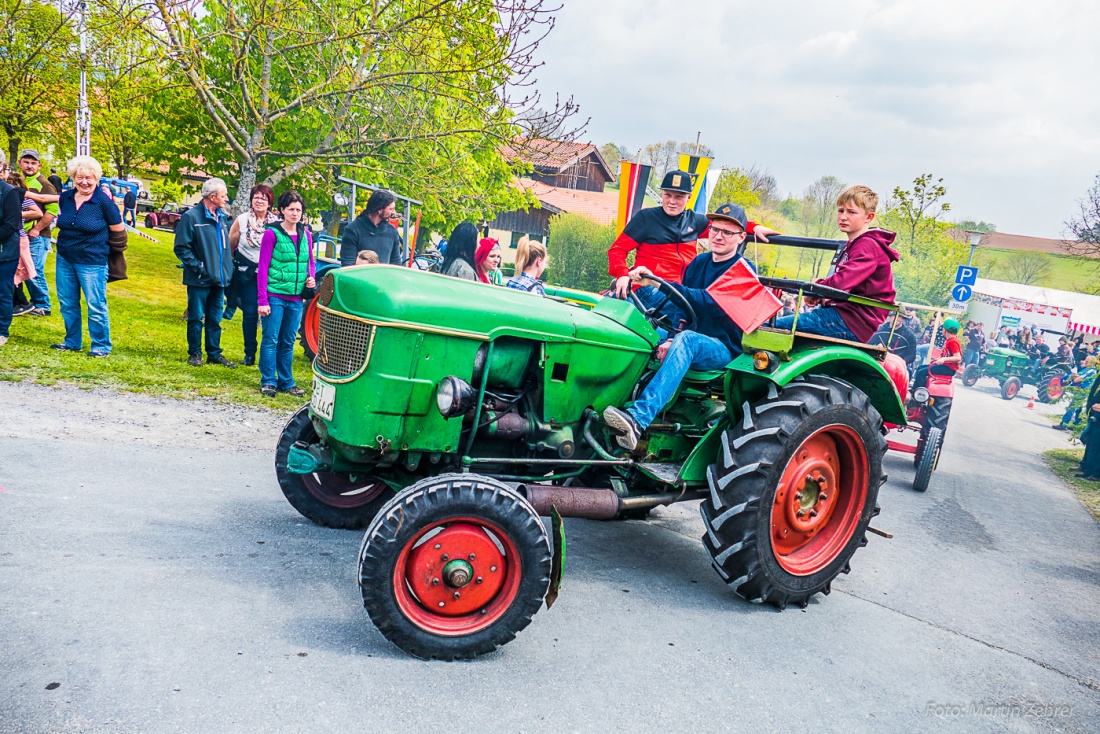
[28,308,51,317]
[602,405,641,451]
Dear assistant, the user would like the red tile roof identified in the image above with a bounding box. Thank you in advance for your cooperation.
[515,178,619,226]
[503,139,614,181]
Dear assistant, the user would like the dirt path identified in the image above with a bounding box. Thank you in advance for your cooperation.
[0,381,288,453]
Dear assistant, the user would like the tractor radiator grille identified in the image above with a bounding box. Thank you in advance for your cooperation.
[315,309,373,379]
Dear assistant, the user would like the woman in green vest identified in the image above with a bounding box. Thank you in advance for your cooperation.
[257,190,316,397]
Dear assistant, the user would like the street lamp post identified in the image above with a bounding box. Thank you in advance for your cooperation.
[74,0,90,156]
[966,230,983,266]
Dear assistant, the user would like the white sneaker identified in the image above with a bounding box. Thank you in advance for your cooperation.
[0,335,8,346]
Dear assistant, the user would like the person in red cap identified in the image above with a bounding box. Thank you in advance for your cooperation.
[475,237,503,285]
[608,169,775,310]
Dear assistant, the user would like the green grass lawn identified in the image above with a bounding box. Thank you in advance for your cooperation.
[1042,448,1100,523]
[0,228,314,409]
[976,248,1098,293]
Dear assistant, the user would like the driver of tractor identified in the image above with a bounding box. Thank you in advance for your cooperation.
[607,170,775,313]
[910,318,962,393]
[602,203,755,451]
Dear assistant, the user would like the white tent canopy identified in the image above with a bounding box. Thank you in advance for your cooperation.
[973,278,1100,335]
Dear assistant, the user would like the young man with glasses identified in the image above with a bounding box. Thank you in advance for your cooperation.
[607,170,775,311]
[603,203,756,450]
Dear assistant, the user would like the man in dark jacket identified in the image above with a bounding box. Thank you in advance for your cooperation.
[122,188,137,228]
[173,178,236,368]
[603,203,754,449]
[339,189,404,266]
[0,153,23,347]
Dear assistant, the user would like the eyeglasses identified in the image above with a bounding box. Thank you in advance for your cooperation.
[709,225,745,239]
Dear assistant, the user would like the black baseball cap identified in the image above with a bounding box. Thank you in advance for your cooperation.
[706,202,748,230]
[659,170,693,194]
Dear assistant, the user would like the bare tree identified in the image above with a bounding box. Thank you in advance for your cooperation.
[1001,251,1052,286]
[1065,175,1100,258]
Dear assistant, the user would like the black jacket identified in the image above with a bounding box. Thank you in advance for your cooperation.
[667,252,757,356]
[123,190,136,208]
[0,180,21,263]
[339,213,404,267]
[173,203,234,287]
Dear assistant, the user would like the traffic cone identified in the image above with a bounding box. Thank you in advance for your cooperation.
[1027,395,1035,409]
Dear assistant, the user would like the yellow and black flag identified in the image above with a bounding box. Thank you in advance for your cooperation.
[678,154,712,212]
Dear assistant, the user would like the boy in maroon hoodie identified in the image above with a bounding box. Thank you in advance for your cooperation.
[773,185,899,342]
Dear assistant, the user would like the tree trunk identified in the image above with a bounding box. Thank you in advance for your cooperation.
[7,136,20,169]
[234,159,259,217]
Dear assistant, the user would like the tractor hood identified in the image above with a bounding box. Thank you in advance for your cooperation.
[322,265,658,353]
[988,346,1029,360]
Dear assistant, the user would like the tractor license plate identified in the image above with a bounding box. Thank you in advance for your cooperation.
[311,377,335,420]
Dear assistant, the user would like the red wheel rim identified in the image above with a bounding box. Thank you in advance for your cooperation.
[301,473,386,509]
[1047,376,1063,399]
[393,517,522,636]
[303,297,320,355]
[770,425,869,576]
[1006,381,1019,398]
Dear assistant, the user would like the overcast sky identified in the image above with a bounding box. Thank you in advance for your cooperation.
[532,0,1100,239]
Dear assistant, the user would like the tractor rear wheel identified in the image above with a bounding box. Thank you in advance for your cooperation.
[1001,377,1022,400]
[275,406,391,528]
[358,474,551,660]
[913,426,943,493]
[700,375,885,609]
[961,364,980,387]
[916,397,952,466]
[1038,371,1066,403]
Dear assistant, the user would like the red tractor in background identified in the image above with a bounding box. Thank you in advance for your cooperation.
[879,306,962,493]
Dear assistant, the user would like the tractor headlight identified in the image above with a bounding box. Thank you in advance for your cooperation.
[753,351,771,371]
[913,387,930,404]
[435,376,478,418]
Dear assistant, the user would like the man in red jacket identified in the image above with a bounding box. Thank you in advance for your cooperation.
[608,169,774,304]
[773,185,898,342]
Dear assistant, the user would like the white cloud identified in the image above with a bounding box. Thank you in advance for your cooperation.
[533,0,1100,237]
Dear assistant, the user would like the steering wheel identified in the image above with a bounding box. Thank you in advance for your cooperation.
[626,274,697,334]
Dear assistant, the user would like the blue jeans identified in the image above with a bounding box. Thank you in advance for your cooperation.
[186,286,224,358]
[632,284,684,325]
[124,207,136,227]
[916,344,930,366]
[55,254,111,353]
[260,298,304,389]
[965,349,980,366]
[629,330,732,429]
[773,307,857,341]
[25,235,51,311]
[0,258,18,337]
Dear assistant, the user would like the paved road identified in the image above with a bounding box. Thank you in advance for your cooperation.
[1,382,1098,733]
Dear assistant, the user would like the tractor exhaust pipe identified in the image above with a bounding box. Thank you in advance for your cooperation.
[521,485,682,520]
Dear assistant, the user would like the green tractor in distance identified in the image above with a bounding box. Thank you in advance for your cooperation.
[961,345,1071,402]
[276,237,905,659]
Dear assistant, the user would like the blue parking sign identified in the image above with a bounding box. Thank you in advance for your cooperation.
[955,266,979,286]
[952,283,973,302]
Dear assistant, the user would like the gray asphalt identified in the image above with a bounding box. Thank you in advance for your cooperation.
[1,382,1098,733]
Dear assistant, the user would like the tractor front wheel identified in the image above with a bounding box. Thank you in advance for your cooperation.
[358,474,551,660]
[1001,377,1022,401]
[299,295,320,362]
[700,375,885,609]
[913,426,943,493]
[961,364,980,387]
[275,406,391,528]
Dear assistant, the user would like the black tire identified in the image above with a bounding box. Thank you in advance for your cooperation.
[917,397,952,461]
[1001,377,1022,401]
[1037,370,1066,404]
[358,474,551,660]
[961,364,980,387]
[913,426,942,493]
[700,375,885,610]
[275,406,392,528]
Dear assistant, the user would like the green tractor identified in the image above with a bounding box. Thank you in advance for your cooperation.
[277,241,904,659]
[961,345,1071,402]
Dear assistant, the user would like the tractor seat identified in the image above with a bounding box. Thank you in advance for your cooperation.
[683,368,726,384]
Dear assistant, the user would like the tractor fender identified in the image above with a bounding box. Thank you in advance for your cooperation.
[724,347,907,427]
